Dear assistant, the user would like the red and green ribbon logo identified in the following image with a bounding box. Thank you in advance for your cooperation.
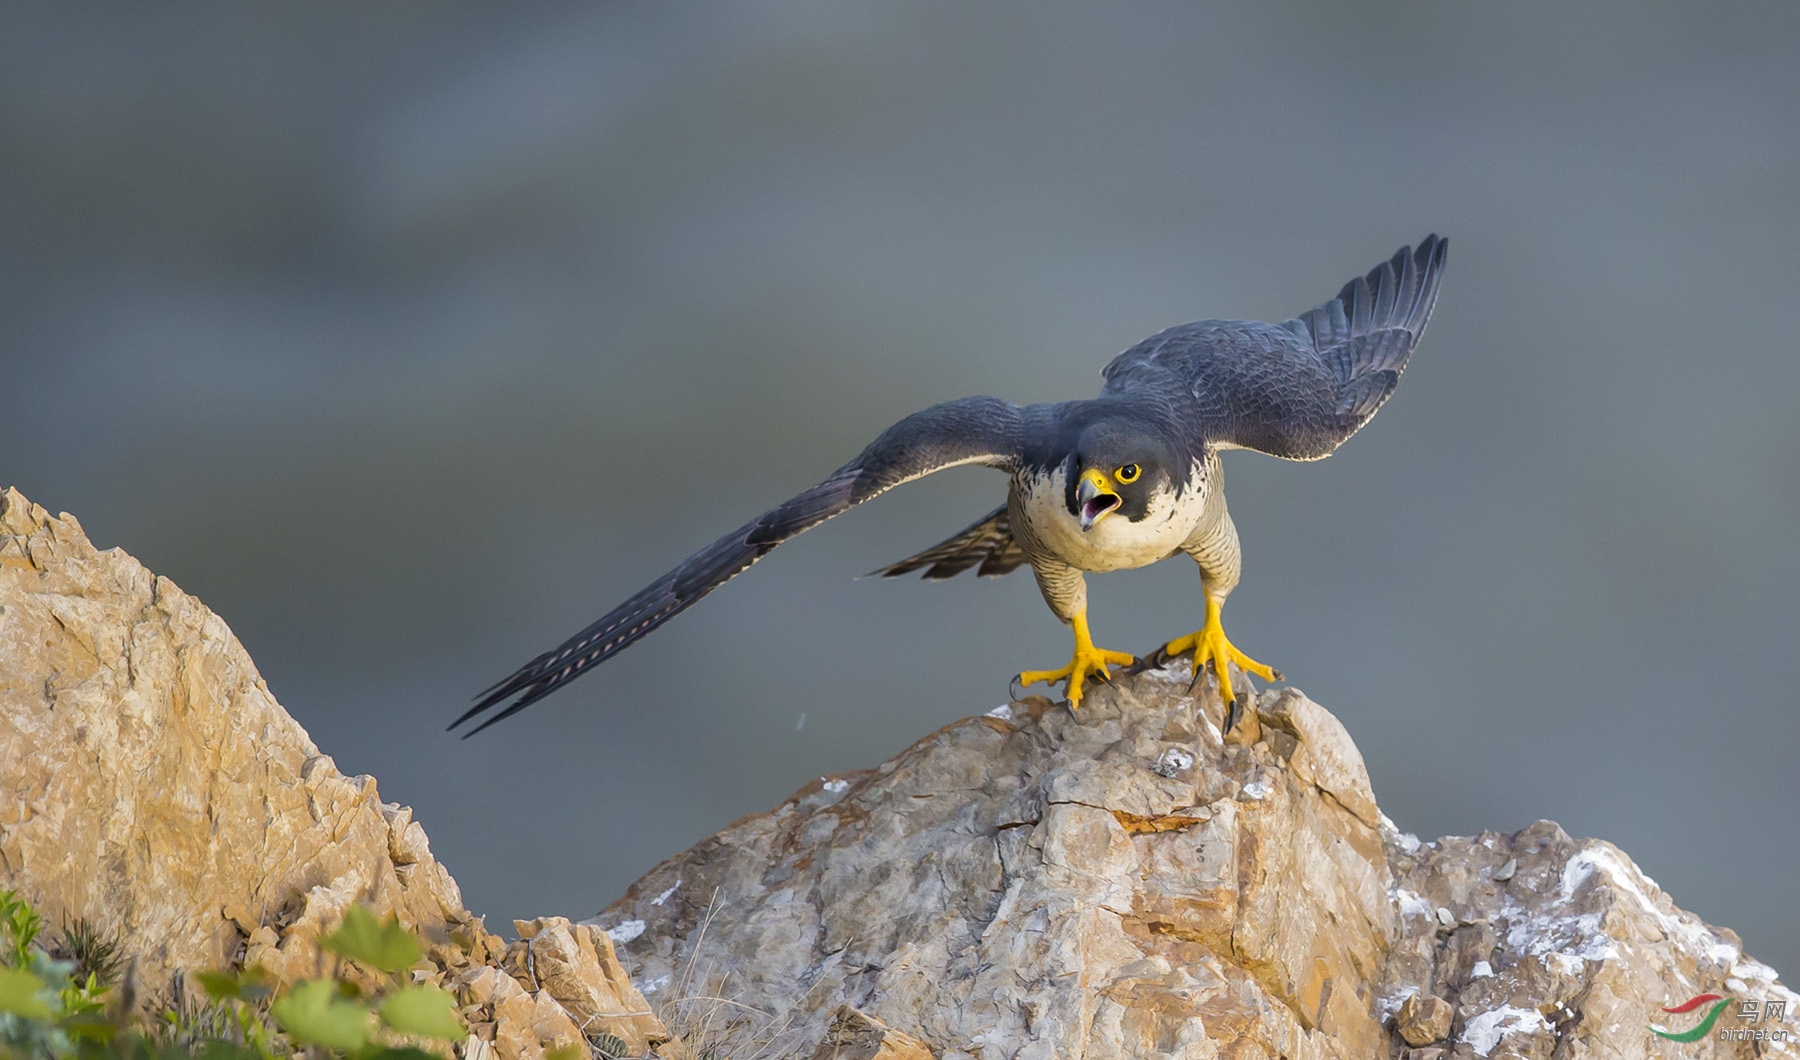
[1651,994,1731,1042]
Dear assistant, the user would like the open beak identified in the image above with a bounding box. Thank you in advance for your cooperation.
[1077,468,1120,531]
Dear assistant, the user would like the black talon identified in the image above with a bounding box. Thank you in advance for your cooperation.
[1223,697,1241,734]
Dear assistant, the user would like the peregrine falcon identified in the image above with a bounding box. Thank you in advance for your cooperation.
[454,235,1446,736]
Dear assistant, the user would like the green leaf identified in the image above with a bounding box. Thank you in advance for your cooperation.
[366,1048,445,1060]
[545,1044,587,1060]
[378,985,465,1042]
[62,1008,119,1042]
[196,968,274,1002]
[195,1040,271,1060]
[271,979,374,1052]
[0,964,52,1019]
[321,907,422,974]
[194,971,242,1000]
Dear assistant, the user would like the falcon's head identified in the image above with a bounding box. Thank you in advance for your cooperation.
[1063,418,1186,531]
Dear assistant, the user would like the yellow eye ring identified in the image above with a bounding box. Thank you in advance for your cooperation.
[1116,464,1140,483]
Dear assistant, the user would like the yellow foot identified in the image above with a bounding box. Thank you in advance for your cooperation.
[1164,598,1282,708]
[1016,609,1135,709]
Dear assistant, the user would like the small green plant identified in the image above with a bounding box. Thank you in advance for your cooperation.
[0,891,464,1060]
[51,920,125,992]
[168,964,280,1060]
[1,888,117,1059]
[206,906,463,1060]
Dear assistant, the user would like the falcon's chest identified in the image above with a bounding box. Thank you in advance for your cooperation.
[1011,463,1209,572]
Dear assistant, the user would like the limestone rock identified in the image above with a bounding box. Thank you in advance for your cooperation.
[594,669,1797,1059]
[0,487,493,997]
[1379,820,1799,1058]
[0,486,675,1060]
[808,1006,936,1060]
[1396,993,1454,1046]
[508,917,667,1055]
[491,987,542,1060]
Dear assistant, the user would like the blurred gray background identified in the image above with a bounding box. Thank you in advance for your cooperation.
[4,4,1798,975]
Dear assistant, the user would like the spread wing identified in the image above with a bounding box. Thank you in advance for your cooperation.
[869,504,1029,580]
[1101,235,1446,461]
[453,396,1023,736]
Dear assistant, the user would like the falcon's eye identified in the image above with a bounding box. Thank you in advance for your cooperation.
[1116,464,1140,483]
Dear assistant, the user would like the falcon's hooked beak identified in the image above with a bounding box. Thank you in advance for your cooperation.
[1077,468,1120,531]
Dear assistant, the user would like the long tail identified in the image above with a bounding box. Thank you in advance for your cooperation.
[869,505,1028,580]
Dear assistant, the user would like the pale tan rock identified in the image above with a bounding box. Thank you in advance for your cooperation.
[597,670,1391,1059]
[1255,687,1380,828]
[492,989,543,1060]
[528,990,584,1049]
[384,804,435,867]
[808,1005,935,1060]
[499,939,534,989]
[595,661,1796,1059]
[0,487,673,1058]
[1395,993,1454,1046]
[1379,820,1800,1059]
[515,916,668,1054]
[456,966,519,1008]
[0,487,501,997]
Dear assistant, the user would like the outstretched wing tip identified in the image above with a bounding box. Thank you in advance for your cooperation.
[450,681,525,737]
[1103,233,1450,462]
[453,396,1025,734]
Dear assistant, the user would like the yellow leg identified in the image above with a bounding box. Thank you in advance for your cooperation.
[1017,609,1136,709]
[1163,598,1281,706]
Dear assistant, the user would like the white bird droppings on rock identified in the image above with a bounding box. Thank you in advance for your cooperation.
[1152,747,1194,777]
[605,919,646,943]
[1394,889,1435,921]
[1460,1006,1551,1057]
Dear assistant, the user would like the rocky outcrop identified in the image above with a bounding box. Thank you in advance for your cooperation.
[7,482,1795,1058]
[598,670,1798,1059]
[0,487,668,1058]
[0,487,478,993]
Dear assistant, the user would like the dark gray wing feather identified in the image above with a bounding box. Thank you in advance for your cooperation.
[870,504,1028,580]
[453,396,1023,735]
[1101,235,1446,461]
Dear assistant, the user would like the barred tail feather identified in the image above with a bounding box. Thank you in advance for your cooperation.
[870,505,1028,580]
